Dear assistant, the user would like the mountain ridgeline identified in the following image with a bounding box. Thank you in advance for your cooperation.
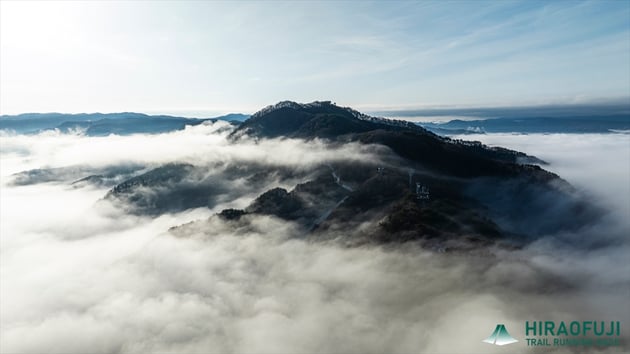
[231,101,547,178]
[0,112,249,135]
[67,101,597,250]
[420,115,630,135]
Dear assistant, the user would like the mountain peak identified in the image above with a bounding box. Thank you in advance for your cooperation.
[237,100,425,140]
[250,100,335,118]
[230,100,551,180]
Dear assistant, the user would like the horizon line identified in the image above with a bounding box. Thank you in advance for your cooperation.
[1,98,629,119]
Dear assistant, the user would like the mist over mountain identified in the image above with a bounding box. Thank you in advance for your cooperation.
[66,100,597,250]
[1,101,628,354]
[2,101,614,249]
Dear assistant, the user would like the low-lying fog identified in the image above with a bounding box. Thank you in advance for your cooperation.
[1,123,628,353]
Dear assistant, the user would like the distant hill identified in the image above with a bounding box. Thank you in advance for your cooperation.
[420,115,630,134]
[0,112,250,135]
[218,113,250,122]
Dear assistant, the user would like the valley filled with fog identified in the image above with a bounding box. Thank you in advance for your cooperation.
[1,124,628,353]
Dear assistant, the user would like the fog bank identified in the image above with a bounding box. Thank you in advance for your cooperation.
[1,128,628,353]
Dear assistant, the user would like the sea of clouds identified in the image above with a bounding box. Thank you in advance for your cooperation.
[1,123,628,353]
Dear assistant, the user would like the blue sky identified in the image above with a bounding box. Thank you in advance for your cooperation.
[1,0,629,116]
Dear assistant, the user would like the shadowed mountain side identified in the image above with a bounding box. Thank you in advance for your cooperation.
[104,163,214,215]
[347,130,549,178]
[166,160,599,250]
[244,179,348,227]
[465,177,603,237]
[103,162,317,215]
[304,169,517,249]
[8,164,146,187]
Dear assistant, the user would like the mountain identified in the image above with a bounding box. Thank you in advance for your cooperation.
[96,100,598,250]
[104,161,306,216]
[230,100,423,139]
[218,113,250,122]
[232,101,546,177]
[420,115,630,134]
[56,116,210,136]
[9,101,596,250]
[6,100,589,248]
[9,164,145,187]
[0,112,250,135]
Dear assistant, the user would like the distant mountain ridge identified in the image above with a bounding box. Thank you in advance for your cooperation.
[0,112,250,135]
[420,115,630,134]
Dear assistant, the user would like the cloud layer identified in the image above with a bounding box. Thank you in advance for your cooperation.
[1,127,628,353]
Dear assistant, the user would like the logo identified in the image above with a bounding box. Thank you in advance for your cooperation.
[483,324,519,346]
[525,320,621,347]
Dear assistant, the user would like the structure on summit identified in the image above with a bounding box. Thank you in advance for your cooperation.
[416,182,430,200]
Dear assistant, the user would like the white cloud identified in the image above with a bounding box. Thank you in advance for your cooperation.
[1,129,628,353]
[0,121,389,178]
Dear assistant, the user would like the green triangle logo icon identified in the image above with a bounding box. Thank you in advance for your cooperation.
[482,324,518,346]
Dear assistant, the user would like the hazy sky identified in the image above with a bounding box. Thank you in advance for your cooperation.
[1,0,629,116]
